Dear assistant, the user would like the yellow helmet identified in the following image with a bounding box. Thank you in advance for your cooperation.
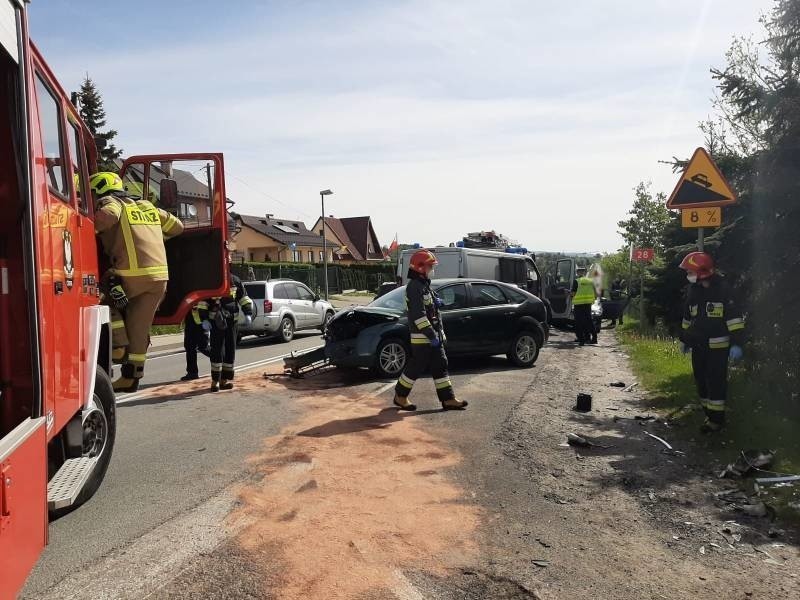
[89,171,124,197]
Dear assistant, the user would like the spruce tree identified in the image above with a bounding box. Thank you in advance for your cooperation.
[77,76,122,171]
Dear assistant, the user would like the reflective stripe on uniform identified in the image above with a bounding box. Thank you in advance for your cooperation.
[414,316,431,329]
[239,297,253,308]
[116,199,169,278]
[726,317,744,332]
[161,213,181,234]
[681,319,691,330]
[434,377,452,390]
[111,320,126,330]
[398,374,415,389]
[410,332,430,345]
[127,353,147,364]
[703,399,725,411]
[708,336,730,349]
[210,362,222,371]
[196,301,209,309]
[222,363,234,369]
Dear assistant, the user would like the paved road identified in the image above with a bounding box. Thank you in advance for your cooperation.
[23,332,324,597]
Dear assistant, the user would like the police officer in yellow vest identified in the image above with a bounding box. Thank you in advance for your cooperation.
[91,172,184,392]
[572,266,597,346]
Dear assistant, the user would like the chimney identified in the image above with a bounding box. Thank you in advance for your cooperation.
[265,213,273,220]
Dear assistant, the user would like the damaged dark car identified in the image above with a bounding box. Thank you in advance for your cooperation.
[324,278,549,377]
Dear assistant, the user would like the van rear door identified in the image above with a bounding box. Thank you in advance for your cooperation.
[547,258,575,320]
[118,154,229,324]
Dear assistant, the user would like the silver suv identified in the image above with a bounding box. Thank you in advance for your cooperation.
[237,279,335,344]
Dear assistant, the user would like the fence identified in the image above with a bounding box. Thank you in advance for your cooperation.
[230,262,396,295]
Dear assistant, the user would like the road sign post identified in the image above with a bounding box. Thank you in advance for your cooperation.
[632,248,655,325]
[667,148,737,251]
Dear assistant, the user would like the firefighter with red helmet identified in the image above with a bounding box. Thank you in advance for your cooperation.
[678,251,744,433]
[393,250,468,411]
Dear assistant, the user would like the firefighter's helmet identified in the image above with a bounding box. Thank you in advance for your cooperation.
[89,171,124,197]
[679,251,714,279]
[409,249,438,274]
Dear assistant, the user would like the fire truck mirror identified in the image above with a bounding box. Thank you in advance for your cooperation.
[159,178,178,209]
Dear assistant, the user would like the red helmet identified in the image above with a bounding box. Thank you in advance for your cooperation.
[679,251,714,279]
[409,249,438,274]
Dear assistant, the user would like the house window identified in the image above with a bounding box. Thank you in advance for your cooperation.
[206,206,211,220]
[249,253,254,261]
[319,251,324,262]
[308,251,314,263]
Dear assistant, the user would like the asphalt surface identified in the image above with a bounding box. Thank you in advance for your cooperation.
[22,331,324,598]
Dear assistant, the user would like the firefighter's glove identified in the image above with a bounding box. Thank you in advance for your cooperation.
[729,345,743,362]
[434,296,445,308]
[201,320,212,332]
[430,335,441,348]
[679,342,691,355]
[109,283,129,309]
[244,315,253,326]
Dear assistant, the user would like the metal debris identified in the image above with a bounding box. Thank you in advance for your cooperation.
[754,475,800,485]
[623,382,639,392]
[566,433,614,449]
[643,431,684,455]
[719,450,775,479]
[609,381,626,388]
[531,559,550,568]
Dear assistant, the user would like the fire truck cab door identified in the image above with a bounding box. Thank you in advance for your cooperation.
[118,154,229,325]
[0,418,47,598]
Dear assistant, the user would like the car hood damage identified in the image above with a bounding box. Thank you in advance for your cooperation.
[325,307,402,342]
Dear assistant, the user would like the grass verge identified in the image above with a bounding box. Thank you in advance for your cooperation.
[151,324,182,336]
[616,319,799,519]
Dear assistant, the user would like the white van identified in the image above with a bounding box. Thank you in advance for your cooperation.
[398,247,542,298]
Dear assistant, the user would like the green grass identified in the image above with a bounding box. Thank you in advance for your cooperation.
[617,320,800,518]
[150,324,182,336]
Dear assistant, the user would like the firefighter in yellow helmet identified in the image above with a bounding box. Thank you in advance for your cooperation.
[91,171,184,392]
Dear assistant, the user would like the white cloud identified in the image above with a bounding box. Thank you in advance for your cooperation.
[33,0,773,251]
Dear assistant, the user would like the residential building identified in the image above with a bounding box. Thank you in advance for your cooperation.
[232,213,338,263]
[311,216,385,264]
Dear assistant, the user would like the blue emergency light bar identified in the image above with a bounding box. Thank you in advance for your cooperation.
[505,247,528,254]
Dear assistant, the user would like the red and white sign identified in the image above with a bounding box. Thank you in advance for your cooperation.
[632,248,655,262]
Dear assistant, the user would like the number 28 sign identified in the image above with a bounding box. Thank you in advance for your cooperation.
[632,248,655,263]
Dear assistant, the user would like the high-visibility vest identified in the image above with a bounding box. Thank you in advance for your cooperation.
[573,277,596,306]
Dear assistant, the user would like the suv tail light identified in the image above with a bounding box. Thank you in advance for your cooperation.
[264,300,273,313]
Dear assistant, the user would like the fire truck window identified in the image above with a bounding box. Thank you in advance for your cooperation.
[35,74,68,199]
[67,121,89,214]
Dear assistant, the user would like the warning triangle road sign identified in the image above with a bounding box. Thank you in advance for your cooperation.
[666,147,737,209]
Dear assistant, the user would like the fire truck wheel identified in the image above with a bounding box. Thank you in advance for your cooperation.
[74,367,117,509]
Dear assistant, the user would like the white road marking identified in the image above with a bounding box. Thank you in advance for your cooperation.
[115,346,323,405]
[375,381,396,395]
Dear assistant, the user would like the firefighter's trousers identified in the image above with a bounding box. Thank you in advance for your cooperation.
[184,312,209,377]
[395,343,455,402]
[691,345,729,425]
[110,278,167,379]
[209,316,237,382]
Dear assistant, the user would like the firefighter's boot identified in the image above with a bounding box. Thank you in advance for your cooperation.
[113,364,139,393]
[393,395,417,411]
[441,397,468,410]
[112,347,126,364]
[210,380,220,393]
[220,380,234,391]
[700,418,723,434]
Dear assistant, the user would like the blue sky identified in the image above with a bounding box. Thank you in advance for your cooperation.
[31,0,772,251]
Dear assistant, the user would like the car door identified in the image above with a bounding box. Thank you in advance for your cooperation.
[242,282,265,328]
[118,154,228,325]
[282,282,307,327]
[434,283,470,354]
[466,282,515,353]
[546,258,575,320]
[295,283,322,327]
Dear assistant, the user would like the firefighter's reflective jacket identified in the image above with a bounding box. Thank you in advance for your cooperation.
[680,276,745,349]
[94,194,184,280]
[406,275,443,346]
[198,273,254,322]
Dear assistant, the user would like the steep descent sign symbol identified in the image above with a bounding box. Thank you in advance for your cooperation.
[666,147,737,209]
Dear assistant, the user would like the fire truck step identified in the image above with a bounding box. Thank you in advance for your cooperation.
[47,456,98,510]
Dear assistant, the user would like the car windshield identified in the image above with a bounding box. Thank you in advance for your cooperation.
[368,285,406,312]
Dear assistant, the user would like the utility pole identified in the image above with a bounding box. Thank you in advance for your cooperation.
[319,189,333,299]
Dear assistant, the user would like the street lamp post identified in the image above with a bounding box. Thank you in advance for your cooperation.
[320,189,333,299]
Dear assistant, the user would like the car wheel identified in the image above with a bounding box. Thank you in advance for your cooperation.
[279,317,295,343]
[507,330,540,367]
[374,338,408,378]
[320,311,334,333]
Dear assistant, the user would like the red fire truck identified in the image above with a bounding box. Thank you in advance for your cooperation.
[0,2,229,596]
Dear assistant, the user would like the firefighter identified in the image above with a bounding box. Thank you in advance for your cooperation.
[679,251,744,433]
[393,250,468,411]
[181,302,210,381]
[571,266,597,346]
[91,171,184,393]
[199,266,253,392]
